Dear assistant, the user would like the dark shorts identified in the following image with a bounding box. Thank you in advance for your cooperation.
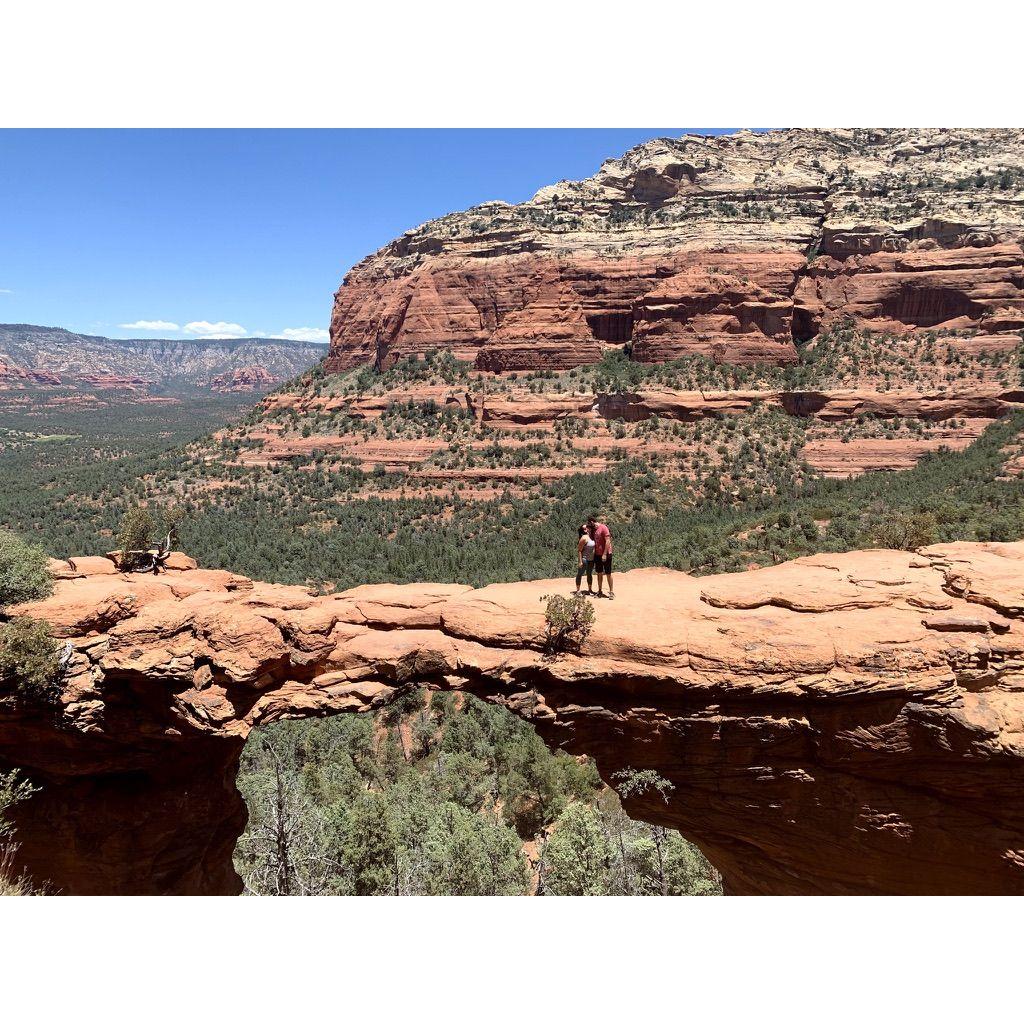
[595,553,612,574]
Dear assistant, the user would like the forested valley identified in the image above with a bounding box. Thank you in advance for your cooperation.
[238,692,721,896]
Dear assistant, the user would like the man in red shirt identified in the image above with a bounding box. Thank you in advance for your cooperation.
[586,515,614,600]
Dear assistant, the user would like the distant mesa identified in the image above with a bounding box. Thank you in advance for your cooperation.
[325,129,1024,373]
[209,365,277,392]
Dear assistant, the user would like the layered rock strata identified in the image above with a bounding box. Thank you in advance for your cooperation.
[327,130,1024,372]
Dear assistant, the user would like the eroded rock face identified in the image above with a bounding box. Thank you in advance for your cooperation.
[794,244,1024,338]
[3,544,1024,895]
[595,385,1024,426]
[260,383,1024,434]
[326,251,806,372]
[327,129,1024,372]
[631,266,797,365]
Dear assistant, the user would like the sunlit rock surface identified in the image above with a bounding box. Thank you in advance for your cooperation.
[4,542,1024,895]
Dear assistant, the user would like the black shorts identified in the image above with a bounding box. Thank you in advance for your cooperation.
[595,553,612,574]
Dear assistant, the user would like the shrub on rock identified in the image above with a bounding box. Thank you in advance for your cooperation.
[117,507,156,571]
[0,530,52,607]
[541,593,596,654]
[0,617,64,705]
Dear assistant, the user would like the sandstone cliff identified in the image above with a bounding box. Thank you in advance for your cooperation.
[4,542,1024,895]
[327,129,1024,372]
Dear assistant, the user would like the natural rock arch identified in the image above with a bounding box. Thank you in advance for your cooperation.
[5,543,1024,895]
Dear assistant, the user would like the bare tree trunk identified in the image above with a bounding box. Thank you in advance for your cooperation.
[534,835,549,896]
[616,815,633,896]
[273,759,291,896]
[652,825,668,896]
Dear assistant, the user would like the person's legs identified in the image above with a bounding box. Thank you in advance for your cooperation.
[585,559,593,592]
[575,563,584,592]
[605,554,614,598]
[596,555,605,596]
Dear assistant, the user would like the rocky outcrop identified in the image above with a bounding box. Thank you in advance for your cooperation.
[779,386,1024,422]
[631,266,797,365]
[0,361,63,386]
[327,130,1024,373]
[4,543,1024,895]
[209,366,278,392]
[263,383,1024,433]
[598,385,1024,425]
[326,251,805,372]
[475,282,602,371]
[801,427,987,477]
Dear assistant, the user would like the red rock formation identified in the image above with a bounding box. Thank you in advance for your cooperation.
[326,252,806,373]
[327,130,1024,374]
[0,361,64,386]
[209,365,277,392]
[598,386,1024,424]
[475,283,601,371]
[75,374,151,389]
[257,381,1024,434]
[631,267,797,365]
[794,244,1024,338]
[5,543,1024,895]
[258,385,471,431]
[801,427,987,477]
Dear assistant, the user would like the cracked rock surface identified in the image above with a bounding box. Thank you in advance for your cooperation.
[3,541,1024,894]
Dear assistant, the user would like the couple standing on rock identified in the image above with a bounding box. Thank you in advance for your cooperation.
[575,515,614,599]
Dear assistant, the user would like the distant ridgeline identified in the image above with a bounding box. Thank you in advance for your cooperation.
[0,323,326,392]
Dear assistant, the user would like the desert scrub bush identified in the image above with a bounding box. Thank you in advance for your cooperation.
[0,768,42,896]
[870,510,939,551]
[117,506,155,569]
[0,530,52,607]
[0,770,36,845]
[541,593,596,654]
[117,504,181,570]
[0,617,65,704]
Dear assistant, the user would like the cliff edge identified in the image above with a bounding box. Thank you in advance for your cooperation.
[3,541,1024,894]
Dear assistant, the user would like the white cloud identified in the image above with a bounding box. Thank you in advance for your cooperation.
[0,288,13,295]
[272,327,330,343]
[183,320,248,338]
[120,319,179,331]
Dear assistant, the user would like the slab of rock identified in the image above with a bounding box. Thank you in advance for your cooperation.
[794,244,1024,336]
[923,613,995,632]
[48,556,119,579]
[4,543,1024,896]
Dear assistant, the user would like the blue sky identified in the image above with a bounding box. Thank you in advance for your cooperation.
[0,129,739,342]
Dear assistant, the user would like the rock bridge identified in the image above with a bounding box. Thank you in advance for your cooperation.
[4,542,1024,895]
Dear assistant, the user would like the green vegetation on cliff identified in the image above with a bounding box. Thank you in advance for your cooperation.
[2,392,1024,587]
